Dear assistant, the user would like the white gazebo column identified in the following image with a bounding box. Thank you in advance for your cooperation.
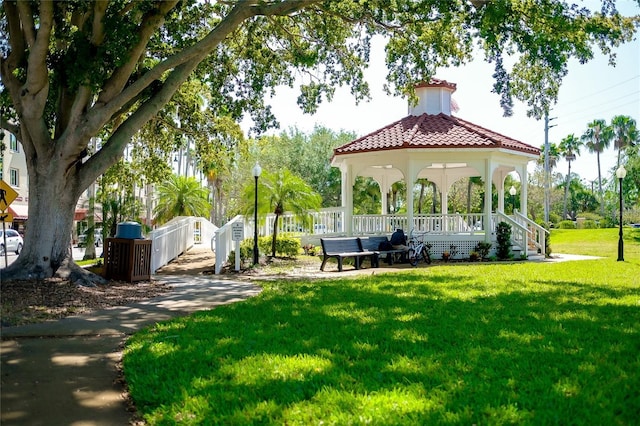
[341,165,355,235]
[441,184,449,232]
[484,159,494,243]
[518,165,528,216]
[378,176,390,215]
[405,162,418,232]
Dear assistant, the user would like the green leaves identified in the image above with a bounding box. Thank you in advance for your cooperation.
[153,174,210,225]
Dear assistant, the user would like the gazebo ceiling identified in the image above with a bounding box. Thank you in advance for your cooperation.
[333,113,540,158]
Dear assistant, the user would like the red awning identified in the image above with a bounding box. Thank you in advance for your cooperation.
[74,209,103,222]
[8,204,28,220]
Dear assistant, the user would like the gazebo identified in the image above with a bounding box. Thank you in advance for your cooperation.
[329,79,547,258]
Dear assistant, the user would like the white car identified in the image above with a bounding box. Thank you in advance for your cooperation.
[0,229,24,255]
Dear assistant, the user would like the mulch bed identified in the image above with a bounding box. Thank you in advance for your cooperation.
[0,278,171,327]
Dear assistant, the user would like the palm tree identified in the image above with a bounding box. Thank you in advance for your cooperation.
[581,119,613,216]
[559,134,582,220]
[153,174,210,225]
[202,151,233,226]
[611,115,639,167]
[248,168,322,257]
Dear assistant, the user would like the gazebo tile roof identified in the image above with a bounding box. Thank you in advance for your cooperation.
[334,113,540,156]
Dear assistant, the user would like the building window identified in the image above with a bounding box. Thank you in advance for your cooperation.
[9,134,19,152]
[10,168,19,187]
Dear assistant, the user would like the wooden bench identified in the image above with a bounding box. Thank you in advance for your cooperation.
[359,236,408,265]
[320,237,377,272]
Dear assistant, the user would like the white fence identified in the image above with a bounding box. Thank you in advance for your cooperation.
[214,215,249,274]
[211,209,546,274]
[149,216,218,274]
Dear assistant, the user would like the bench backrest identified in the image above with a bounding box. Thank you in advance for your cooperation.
[321,237,363,254]
[359,236,390,251]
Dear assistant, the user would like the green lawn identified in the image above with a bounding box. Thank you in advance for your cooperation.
[124,228,639,425]
[551,227,640,259]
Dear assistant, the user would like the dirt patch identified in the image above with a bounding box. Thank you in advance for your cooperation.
[0,278,171,327]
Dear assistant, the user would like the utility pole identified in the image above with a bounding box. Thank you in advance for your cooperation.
[543,113,556,224]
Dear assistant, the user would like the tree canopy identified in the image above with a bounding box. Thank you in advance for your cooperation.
[0,0,638,280]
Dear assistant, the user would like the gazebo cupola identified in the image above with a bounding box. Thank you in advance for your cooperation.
[409,79,457,116]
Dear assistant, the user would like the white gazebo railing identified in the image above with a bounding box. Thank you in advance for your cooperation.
[211,208,547,273]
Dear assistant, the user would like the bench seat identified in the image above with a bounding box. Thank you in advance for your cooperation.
[320,237,377,272]
[359,236,407,265]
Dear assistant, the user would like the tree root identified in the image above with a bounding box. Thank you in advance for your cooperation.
[1,257,107,287]
[55,258,109,287]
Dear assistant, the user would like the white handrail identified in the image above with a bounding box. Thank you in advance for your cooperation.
[149,217,194,273]
[495,212,529,255]
[514,211,548,256]
[214,215,247,274]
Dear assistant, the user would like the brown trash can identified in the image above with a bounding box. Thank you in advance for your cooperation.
[104,237,152,282]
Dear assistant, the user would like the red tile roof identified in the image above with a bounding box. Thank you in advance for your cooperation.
[333,113,540,156]
[415,79,457,91]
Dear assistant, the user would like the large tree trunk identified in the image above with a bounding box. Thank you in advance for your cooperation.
[2,161,106,285]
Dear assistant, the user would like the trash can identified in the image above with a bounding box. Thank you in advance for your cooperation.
[105,222,152,282]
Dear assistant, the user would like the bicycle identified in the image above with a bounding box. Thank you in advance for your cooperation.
[407,229,432,266]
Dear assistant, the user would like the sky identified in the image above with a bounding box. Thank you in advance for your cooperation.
[246,1,639,184]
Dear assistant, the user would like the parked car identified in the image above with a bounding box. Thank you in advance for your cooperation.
[77,229,103,247]
[0,229,23,255]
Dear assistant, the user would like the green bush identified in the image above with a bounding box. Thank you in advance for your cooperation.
[226,239,255,266]
[624,208,640,225]
[474,242,492,260]
[580,212,603,222]
[558,220,576,229]
[258,235,301,258]
[583,220,598,229]
[549,213,561,226]
[496,221,512,260]
[601,217,617,228]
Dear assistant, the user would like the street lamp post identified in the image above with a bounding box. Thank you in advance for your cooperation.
[509,185,517,214]
[252,162,262,265]
[616,165,627,262]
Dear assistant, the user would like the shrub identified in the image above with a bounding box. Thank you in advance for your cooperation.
[227,239,255,266]
[583,220,598,229]
[558,220,576,229]
[474,242,492,260]
[469,251,480,261]
[258,235,301,258]
[580,212,603,222]
[624,208,640,225]
[496,221,512,260]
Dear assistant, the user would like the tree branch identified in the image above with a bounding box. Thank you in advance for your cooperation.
[23,0,53,107]
[96,0,180,105]
[16,0,36,48]
[91,0,109,45]
[3,1,26,71]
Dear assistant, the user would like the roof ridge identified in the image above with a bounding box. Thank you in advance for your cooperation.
[335,116,408,153]
[403,114,427,146]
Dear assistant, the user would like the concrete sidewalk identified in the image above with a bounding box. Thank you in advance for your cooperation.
[1,275,261,426]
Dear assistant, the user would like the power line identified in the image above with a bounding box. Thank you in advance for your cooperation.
[560,75,640,106]
[554,97,640,129]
